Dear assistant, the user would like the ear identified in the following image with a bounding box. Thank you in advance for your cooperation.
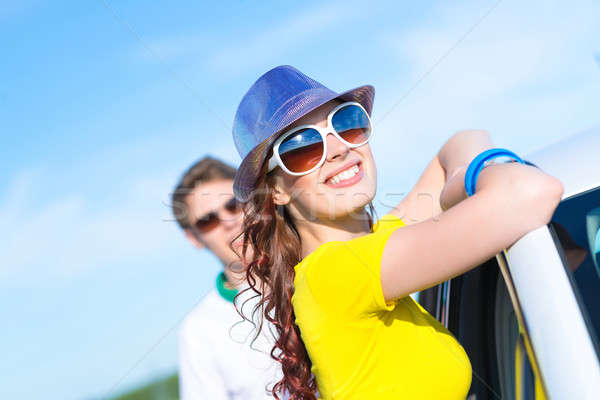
[185,229,205,250]
[271,180,292,206]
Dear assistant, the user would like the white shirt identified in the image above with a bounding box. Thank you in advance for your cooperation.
[178,285,285,400]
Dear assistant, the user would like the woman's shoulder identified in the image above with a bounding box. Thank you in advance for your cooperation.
[294,240,343,274]
[373,212,406,232]
[294,213,406,272]
[292,215,410,316]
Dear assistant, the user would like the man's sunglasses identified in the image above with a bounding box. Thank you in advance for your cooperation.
[193,196,241,234]
[267,101,372,176]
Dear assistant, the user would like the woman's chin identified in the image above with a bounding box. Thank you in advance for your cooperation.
[320,190,376,220]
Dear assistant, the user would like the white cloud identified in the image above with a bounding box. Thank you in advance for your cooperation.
[131,33,210,62]
[365,0,600,211]
[132,0,363,75]
[0,168,42,226]
[205,1,361,73]
[0,0,40,21]
[372,0,600,156]
[0,169,182,286]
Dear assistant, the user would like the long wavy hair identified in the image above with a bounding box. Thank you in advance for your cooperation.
[233,158,376,399]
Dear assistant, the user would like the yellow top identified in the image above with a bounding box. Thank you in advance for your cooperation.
[291,213,472,399]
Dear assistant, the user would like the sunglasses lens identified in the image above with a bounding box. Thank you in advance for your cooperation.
[224,196,240,213]
[331,104,371,145]
[278,128,324,173]
[195,213,219,233]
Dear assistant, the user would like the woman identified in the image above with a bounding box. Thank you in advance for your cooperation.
[231,65,563,399]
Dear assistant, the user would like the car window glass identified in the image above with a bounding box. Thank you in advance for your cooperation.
[551,187,600,345]
[586,206,600,273]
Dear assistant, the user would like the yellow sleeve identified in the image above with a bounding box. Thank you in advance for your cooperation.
[303,216,405,318]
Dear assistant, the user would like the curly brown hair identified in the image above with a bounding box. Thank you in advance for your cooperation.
[234,160,376,399]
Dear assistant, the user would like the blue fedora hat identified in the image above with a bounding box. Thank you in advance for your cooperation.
[232,65,375,201]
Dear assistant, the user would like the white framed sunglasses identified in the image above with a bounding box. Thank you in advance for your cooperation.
[266,101,373,176]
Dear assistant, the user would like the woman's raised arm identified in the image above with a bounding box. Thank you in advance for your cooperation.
[380,137,564,302]
[388,130,493,225]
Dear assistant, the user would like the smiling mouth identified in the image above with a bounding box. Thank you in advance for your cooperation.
[324,161,364,188]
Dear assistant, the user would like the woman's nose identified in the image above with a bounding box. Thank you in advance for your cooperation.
[325,132,349,162]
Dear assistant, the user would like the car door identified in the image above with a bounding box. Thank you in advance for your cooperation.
[419,186,600,400]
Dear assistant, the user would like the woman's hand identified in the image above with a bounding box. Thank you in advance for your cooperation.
[438,129,494,175]
[437,129,493,211]
[388,130,492,224]
[439,165,467,211]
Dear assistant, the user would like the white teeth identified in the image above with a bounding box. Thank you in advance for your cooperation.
[328,164,360,184]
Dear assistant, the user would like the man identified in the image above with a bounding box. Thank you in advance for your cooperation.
[171,156,282,400]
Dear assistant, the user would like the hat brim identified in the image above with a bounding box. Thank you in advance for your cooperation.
[233,84,375,202]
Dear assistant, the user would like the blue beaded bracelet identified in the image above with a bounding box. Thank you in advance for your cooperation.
[464,148,525,196]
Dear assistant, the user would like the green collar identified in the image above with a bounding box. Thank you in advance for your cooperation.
[216,272,239,303]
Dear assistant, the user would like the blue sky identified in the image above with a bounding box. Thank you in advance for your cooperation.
[1,1,599,399]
